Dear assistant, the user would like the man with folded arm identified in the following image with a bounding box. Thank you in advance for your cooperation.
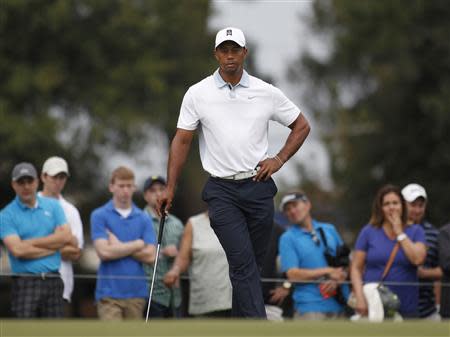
[91,166,156,320]
[40,156,84,308]
[0,162,71,318]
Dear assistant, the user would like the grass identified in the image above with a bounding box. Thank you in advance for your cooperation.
[0,319,449,337]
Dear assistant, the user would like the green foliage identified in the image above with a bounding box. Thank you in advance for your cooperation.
[292,0,450,228]
[0,0,214,214]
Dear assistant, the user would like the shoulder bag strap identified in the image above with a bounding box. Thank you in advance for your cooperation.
[317,227,329,249]
[381,242,400,282]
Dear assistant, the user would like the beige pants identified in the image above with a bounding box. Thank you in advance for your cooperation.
[97,297,146,320]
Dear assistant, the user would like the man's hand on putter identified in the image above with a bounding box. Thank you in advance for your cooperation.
[254,156,283,181]
[156,190,173,217]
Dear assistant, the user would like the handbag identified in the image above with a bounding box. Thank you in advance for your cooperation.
[373,242,401,318]
[348,242,401,320]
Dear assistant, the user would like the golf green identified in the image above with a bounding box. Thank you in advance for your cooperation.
[1,319,449,337]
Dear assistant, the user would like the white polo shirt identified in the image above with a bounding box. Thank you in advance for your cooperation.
[37,193,84,301]
[58,195,84,302]
[177,69,301,177]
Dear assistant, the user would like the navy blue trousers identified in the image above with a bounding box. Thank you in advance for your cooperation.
[202,176,277,318]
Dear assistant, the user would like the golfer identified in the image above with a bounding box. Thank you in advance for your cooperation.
[158,27,310,318]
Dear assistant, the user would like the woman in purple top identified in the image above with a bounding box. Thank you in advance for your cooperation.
[351,185,426,318]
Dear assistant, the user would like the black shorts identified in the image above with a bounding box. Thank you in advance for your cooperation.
[11,274,64,318]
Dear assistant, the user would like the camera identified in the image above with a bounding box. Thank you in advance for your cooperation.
[324,244,350,268]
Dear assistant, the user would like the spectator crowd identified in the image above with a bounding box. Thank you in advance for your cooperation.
[0,158,449,321]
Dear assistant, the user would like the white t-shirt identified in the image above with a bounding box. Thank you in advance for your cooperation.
[177,69,301,177]
[58,196,84,302]
[115,207,132,218]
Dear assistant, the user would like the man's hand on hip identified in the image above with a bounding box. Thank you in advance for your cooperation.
[254,157,283,181]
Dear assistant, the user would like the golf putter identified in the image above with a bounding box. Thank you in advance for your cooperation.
[145,203,167,322]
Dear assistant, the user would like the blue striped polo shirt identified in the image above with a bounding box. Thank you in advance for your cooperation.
[418,221,440,318]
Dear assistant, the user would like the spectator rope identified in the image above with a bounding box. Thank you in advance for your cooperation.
[0,272,447,287]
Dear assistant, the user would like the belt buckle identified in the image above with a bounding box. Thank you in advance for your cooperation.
[41,272,46,280]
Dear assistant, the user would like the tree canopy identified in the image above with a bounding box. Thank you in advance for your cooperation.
[0,0,214,217]
[292,0,450,229]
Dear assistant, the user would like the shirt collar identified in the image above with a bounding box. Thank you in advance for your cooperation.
[293,219,320,234]
[38,191,63,202]
[144,206,159,220]
[213,68,250,88]
[421,221,432,229]
[107,199,138,217]
[15,195,40,210]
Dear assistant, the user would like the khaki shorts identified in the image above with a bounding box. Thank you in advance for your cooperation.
[97,297,146,320]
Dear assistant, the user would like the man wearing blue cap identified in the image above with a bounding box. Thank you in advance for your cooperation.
[158,27,311,318]
[142,176,184,318]
[0,162,71,318]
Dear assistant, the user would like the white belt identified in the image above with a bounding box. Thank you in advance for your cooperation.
[212,168,260,181]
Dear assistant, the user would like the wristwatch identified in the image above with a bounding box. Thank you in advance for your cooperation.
[396,233,407,242]
[282,281,292,290]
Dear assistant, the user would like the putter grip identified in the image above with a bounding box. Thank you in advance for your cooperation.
[157,202,167,244]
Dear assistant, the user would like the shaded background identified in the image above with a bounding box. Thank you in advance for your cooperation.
[1,0,449,317]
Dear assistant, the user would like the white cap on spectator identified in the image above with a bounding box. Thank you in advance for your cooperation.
[215,27,246,48]
[279,192,309,212]
[42,156,70,176]
[401,183,427,202]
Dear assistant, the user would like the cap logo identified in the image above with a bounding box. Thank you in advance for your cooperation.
[20,168,29,174]
[226,29,232,36]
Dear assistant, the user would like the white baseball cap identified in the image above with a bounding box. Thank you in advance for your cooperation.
[279,192,309,212]
[215,27,246,48]
[401,183,427,202]
[42,156,70,176]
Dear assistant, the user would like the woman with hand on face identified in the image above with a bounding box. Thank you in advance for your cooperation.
[351,185,427,318]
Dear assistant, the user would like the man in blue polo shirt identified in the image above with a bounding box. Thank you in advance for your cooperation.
[279,192,349,320]
[91,166,156,320]
[0,162,71,318]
